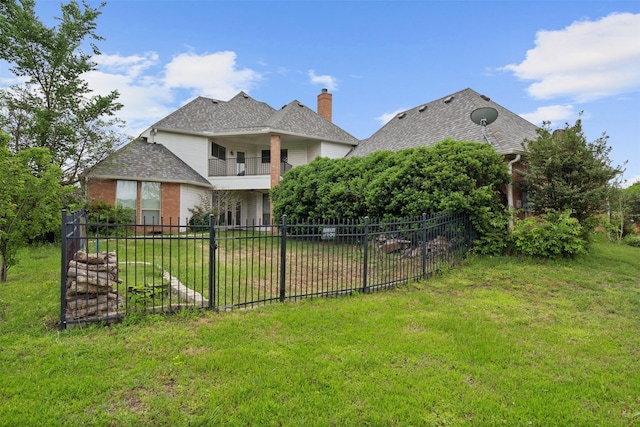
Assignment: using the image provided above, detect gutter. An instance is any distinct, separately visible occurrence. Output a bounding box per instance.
[148,126,358,147]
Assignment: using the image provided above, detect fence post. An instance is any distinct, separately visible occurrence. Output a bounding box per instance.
[208,214,216,309]
[279,215,287,302]
[421,213,427,279]
[60,209,68,330]
[362,216,369,293]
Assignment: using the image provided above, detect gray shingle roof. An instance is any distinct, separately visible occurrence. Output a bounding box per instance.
[266,100,359,144]
[85,139,212,188]
[150,92,358,145]
[349,88,539,157]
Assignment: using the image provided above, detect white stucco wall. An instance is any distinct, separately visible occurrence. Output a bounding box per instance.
[285,146,308,167]
[148,131,210,180]
[180,185,211,220]
[307,142,322,162]
[320,141,353,158]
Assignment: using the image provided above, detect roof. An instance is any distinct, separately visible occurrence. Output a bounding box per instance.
[150,92,358,145]
[266,100,358,144]
[349,88,539,157]
[85,139,212,188]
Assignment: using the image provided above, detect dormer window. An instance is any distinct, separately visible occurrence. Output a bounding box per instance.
[211,142,226,160]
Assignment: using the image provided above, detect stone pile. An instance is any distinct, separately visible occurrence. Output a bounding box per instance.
[426,235,452,256]
[402,235,452,258]
[65,251,123,320]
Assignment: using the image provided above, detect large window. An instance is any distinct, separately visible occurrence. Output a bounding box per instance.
[141,182,161,225]
[116,180,161,224]
[116,180,137,209]
[211,142,226,160]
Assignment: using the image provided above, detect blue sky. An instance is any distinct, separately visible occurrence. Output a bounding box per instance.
[3,0,640,185]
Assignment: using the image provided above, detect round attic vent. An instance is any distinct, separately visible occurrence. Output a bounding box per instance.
[418,105,427,112]
[398,112,406,119]
[444,96,454,103]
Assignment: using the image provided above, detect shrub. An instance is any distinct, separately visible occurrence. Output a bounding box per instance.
[272,140,510,255]
[87,201,134,236]
[187,207,211,231]
[187,195,216,231]
[622,234,640,248]
[510,210,588,258]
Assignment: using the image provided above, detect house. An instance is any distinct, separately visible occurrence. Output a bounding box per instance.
[85,90,358,226]
[83,138,213,226]
[85,87,538,227]
[349,88,539,217]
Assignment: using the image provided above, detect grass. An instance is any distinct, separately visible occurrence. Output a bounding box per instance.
[80,229,459,312]
[0,238,639,425]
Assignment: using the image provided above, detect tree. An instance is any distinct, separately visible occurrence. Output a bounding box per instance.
[271,140,511,254]
[520,118,623,227]
[611,181,640,237]
[0,0,126,186]
[624,182,640,226]
[271,151,395,220]
[0,134,67,281]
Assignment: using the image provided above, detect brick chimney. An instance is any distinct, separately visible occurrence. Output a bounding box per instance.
[317,88,332,122]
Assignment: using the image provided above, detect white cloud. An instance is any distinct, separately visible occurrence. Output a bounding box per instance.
[164,51,262,100]
[0,75,26,86]
[622,175,640,188]
[84,52,173,136]
[79,50,263,136]
[93,52,160,76]
[502,12,640,102]
[308,70,338,91]
[376,108,408,125]
[519,104,575,127]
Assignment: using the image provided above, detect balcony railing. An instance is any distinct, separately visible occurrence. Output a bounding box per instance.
[208,157,293,177]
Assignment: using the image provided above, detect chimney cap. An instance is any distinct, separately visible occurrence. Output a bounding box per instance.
[322,88,328,93]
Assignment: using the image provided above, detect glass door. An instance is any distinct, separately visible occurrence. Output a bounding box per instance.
[236,151,245,175]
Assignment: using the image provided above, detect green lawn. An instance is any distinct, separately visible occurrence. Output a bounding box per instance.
[1,239,639,426]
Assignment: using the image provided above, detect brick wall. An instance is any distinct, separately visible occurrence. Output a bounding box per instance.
[87,178,116,205]
[162,183,181,220]
[87,178,183,231]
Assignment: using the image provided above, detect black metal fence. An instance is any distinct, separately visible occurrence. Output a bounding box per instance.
[60,210,474,329]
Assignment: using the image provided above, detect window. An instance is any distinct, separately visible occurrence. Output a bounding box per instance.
[211,142,226,160]
[261,149,288,163]
[262,193,271,225]
[235,201,242,226]
[116,180,137,209]
[141,181,161,225]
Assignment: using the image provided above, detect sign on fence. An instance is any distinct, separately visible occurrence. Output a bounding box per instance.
[321,227,337,240]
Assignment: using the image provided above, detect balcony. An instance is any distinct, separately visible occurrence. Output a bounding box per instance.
[208,157,292,177]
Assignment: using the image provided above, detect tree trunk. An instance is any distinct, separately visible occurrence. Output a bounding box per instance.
[0,255,7,283]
